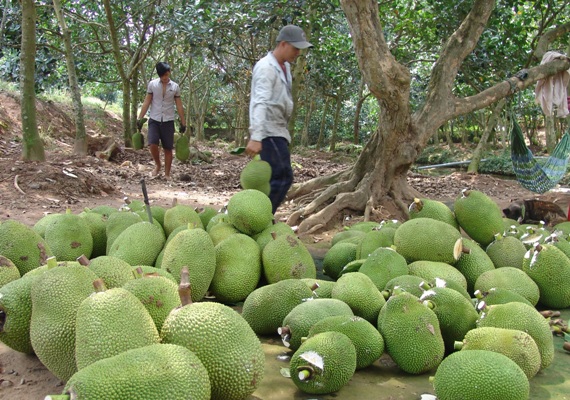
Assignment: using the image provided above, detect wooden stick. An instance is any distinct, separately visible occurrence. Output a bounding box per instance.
[14,175,25,195]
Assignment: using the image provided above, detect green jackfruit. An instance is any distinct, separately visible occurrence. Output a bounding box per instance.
[522,243,570,308]
[32,213,61,239]
[301,278,336,298]
[255,221,295,251]
[108,221,165,266]
[330,272,385,323]
[473,287,533,307]
[241,279,314,335]
[227,189,273,235]
[454,238,495,293]
[57,344,210,400]
[0,273,39,353]
[289,331,357,395]
[161,227,216,300]
[240,158,272,195]
[408,260,468,290]
[75,282,160,370]
[359,247,409,291]
[486,235,527,269]
[408,198,459,230]
[476,302,554,369]
[280,298,354,351]
[474,266,540,306]
[433,350,529,400]
[457,327,541,379]
[262,234,316,283]
[105,211,143,253]
[44,210,93,261]
[394,217,463,264]
[175,135,190,161]
[453,189,505,247]
[30,264,99,381]
[322,242,358,280]
[163,204,203,236]
[208,221,240,246]
[0,219,52,275]
[161,279,264,400]
[377,291,445,374]
[308,315,384,370]
[80,211,108,258]
[383,275,426,298]
[0,256,20,288]
[122,273,181,331]
[86,255,134,289]
[210,233,261,303]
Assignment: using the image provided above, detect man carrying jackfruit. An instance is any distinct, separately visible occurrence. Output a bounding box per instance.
[245,25,313,213]
[137,62,186,180]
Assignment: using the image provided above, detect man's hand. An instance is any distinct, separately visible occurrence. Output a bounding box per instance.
[179,124,186,134]
[136,119,145,131]
[245,140,262,157]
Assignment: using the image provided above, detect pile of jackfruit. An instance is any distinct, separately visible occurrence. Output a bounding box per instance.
[0,187,569,400]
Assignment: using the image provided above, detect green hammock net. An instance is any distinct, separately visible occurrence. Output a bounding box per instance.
[510,118,570,194]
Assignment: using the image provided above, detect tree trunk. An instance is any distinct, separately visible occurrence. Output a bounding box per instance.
[353,80,369,144]
[545,115,556,153]
[53,0,87,156]
[316,97,331,149]
[301,93,315,147]
[0,0,10,49]
[468,99,505,173]
[131,67,140,137]
[287,0,570,234]
[20,0,45,161]
[328,96,342,152]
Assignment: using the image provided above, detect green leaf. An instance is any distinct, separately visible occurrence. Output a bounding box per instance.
[230,147,246,155]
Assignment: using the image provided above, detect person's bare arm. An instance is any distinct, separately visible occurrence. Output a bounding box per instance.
[138,93,153,119]
[175,96,185,124]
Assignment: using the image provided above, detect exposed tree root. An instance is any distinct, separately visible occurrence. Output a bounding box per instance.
[287,168,350,198]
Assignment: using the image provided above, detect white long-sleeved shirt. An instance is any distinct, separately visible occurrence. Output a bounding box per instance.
[146,78,181,122]
[249,52,293,143]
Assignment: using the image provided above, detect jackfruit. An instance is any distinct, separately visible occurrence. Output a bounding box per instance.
[240,157,272,195]
[132,265,176,283]
[122,272,181,331]
[160,227,216,300]
[105,211,143,253]
[87,205,118,217]
[322,242,358,280]
[241,279,314,335]
[163,204,203,236]
[108,221,165,266]
[0,273,38,353]
[377,291,444,374]
[393,217,463,264]
[44,209,93,261]
[355,229,395,258]
[132,131,144,150]
[289,331,357,395]
[75,280,160,370]
[210,233,261,303]
[358,247,409,291]
[301,278,336,298]
[473,287,533,307]
[197,206,219,230]
[408,198,459,230]
[227,189,273,235]
[80,211,108,258]
[57,344,210,400]
[161,273,264,400]
[474,266,540,306]
[32,213,61,238]
[0,256,20,288]
[454,189,505,247]
[432,349,529,400]
[175,135,190,162]
[85,255,134,288]
[522,243,570,308]
[453,238,495,293]
[254,221,295,251]
[408,260,468,290]
[262,233,316,283]
[420,286,478,354]
[308,315,384,369]
[279,298,354,350]
[206,212,231,232]
[208,221,240,246]
[383,274,425,298]
[0,219,52,275]
[476,301,554,369]
[456,327,541,379]
[331,229,365,246]
[486,234,527,269]
[331,272,386,323]
[30,264,99,381]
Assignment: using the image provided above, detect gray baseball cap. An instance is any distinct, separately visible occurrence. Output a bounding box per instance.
[276,25,313,49]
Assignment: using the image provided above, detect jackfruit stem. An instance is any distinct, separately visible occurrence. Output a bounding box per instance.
[563,342,570,352]
[270,232,277,240]
[171,197,178,207]
[178,267,192,306]
[76,254,90,266]
[419,281,431,291]
[44,395,70,400]
[453,341,464,351]
[540,310,561,318]
[297,366,314,381]
[46,256,57,270]
[0,310,6,332]
[133,267,144,279]
[92,279,106,292]
[309,282,319,291]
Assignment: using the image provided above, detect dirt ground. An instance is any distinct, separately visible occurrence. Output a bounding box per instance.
[1,90,570,399]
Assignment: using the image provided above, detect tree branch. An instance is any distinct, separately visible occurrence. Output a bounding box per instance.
[454,57,570,117]
[534,21,570,60]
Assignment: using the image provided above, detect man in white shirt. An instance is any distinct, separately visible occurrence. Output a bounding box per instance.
[245,25,313,214]
[137,62,186,180]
